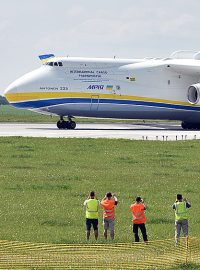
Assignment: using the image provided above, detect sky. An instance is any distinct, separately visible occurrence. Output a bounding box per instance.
[1,0,200,94]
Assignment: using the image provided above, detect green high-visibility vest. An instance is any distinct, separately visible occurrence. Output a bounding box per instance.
[86,199,98,219]
[175,201,188,220]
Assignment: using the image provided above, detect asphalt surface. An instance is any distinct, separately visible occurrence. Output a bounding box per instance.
[0,122,199,141]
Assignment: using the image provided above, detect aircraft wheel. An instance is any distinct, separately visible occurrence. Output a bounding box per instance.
[181,121,189,130]
[181,121,200,130]
[57,120,68,129]
[67,121,76,129]
[194,124,200,130]
[57,120,63,129]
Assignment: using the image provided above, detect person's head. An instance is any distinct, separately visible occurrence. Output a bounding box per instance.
[106,192,112,199]
[90,191,95,198]
[136,196,142,203]
[176,194,183,201]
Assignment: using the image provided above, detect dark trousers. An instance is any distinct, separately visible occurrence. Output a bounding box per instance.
[133,223,148,242]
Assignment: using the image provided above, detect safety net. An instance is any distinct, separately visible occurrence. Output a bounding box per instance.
[0,237,199,269]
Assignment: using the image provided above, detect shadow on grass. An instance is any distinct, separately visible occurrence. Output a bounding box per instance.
[73,192,88,198]
[12,154,32,159]
[6,183,71,191]
[157,154,182,159]
[153,172,172,176]
[11,166,35,169]
[16,145,35,151]
[31,183,71,191]
[41,220,70,227]
[6,184,24,191]
[53,238,79,244]
[148,217,174,224]
[116,156,139,164]
[184,188,198,194]
[169,263,200,270]
[183,167,200,173]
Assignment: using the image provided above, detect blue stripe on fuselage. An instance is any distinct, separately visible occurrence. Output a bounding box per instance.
[10,97,200,112]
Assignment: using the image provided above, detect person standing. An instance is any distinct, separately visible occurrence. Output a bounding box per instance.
[172,194,191,245]
[101,192,118,240]
[130,196,148,242]
[84,191,99,240]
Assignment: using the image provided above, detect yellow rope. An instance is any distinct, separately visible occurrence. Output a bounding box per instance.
[0,237,199,269]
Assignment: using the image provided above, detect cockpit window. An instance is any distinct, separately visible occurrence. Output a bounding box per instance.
[46,61,63,66]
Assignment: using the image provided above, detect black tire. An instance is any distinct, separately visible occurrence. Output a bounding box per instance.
[57,121,63,129]
[62,121,69,129]
[181,121,200,130]
[70,121,76,129]
[181,121,188,130]
[57,120,68,129]
[67,121,76,129]
[194,123,200,130]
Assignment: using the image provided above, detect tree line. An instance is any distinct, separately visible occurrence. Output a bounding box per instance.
[0,95,9,105]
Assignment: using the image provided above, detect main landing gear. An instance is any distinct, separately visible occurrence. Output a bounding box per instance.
[57,116,76,130]
[181,121,200,130]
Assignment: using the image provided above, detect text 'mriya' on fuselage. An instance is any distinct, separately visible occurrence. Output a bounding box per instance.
[4,50,200,130]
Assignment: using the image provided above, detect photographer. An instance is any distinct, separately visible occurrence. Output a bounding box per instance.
[130,196,148,243]
[84,191,99,240]
[172,194,191,245]
[101,192,118,240]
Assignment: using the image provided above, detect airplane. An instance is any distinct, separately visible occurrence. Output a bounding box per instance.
[4,50,200,130]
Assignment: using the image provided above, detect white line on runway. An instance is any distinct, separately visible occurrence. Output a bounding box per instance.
[0,122,199,141]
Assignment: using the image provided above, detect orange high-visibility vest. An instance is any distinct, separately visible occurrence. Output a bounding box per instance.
[130,203,146,224]
[101,199,115,219]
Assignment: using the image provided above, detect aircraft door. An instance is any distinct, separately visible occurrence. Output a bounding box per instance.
[90,95,99,110]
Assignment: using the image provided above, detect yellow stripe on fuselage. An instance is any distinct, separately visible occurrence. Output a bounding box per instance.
[5,91,194,107]
[5,92,94,102]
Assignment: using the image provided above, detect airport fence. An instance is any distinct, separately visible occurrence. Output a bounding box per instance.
[0,237,199,269]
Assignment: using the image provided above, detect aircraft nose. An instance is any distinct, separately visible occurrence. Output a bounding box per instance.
[4,82,18,103]
[3,67,43,104]
[4,67,51,107]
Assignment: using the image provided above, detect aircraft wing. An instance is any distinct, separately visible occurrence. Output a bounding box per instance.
[166,59,200,75]
[119,60,166,71]
[119,59,200,76]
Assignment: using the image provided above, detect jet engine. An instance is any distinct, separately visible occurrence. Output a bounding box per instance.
[187,83,200,104]
[184,84,200,129]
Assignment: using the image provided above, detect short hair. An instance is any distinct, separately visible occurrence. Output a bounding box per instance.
[106,192,112,198]
[90,191,95,197]
[177,194,182,200]
[136,196,142,202]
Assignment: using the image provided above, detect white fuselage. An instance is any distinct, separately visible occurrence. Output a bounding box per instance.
[4,55,200,126]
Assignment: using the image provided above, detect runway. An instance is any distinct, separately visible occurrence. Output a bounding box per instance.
[0,121,199,141]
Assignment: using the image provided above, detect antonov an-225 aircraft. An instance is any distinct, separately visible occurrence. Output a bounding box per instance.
[4,50,200,130]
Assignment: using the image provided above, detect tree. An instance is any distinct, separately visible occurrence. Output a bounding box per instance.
[0,95,9,105]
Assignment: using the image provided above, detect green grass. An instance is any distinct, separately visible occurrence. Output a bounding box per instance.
[0,104,131,122]
[169,263,200,270]
[0,137,199,246]
[0,105,57,122]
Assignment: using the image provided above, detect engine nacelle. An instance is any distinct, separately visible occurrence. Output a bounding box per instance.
[187,83,200,104]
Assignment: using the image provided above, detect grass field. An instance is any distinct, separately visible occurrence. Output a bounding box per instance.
[0,105,58,122]
[0,105,199,269]
[0,105,131,123]
[0,137,199,246]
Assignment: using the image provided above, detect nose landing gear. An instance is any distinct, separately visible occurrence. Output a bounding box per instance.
[57,116,76,130]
